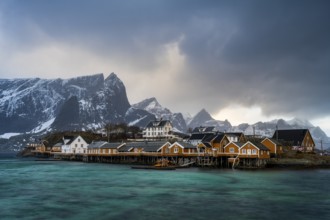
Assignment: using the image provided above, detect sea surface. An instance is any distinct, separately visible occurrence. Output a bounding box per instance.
[1,156,330,220]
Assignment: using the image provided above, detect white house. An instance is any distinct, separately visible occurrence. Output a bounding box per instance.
[61,135,88,154]
[143,119,173,139]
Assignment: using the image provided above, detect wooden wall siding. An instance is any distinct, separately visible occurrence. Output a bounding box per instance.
[302,132,315,151]
[239,143,259,158]
[161,146,170,154]
[261,138,283,155]
[259,150,270,159]
[169,144,183,154]
[223,143,240,155]
[261,139,276,154]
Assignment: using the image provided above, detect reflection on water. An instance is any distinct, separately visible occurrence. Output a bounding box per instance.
[0,159,330,220]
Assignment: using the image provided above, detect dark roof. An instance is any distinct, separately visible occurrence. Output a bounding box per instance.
[213,133,225,142]
[145,120,171,128]
[87,141,107,149]
[63,135,76,144]
[234,142,245,148]
[202,133,217,142]
[189,133,206,140]
[225,132,243,136]
[192,126,216,133]
[249,141,270,151]
[272,129,309,146]
[101,143,124,149]
[118,141,169,152]
[204,126,216,132]
[118,144,134,152]
[175,141,197,149]
[142,141,169,152]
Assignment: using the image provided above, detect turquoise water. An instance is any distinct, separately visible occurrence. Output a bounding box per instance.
[1,159,330,220]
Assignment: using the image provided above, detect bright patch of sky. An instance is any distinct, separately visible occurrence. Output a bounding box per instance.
[311,117,330,137]
[213,105,291,126]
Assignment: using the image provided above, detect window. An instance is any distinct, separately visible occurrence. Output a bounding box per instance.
[174,147,179,153]
[261,151,263,155]
[229,147,234,153]
[252,149,257,155]
[165,148,169,154]
[242,149,246,154]
[78,138,80,142]
[75,144,77,148]
[81,144,83,148]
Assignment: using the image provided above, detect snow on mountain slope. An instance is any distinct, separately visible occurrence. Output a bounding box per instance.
[0,73,132,134]
[188,109,232,132]
[132,98,187,132]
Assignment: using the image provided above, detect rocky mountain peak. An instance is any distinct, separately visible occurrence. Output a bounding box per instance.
[132,97,187,132]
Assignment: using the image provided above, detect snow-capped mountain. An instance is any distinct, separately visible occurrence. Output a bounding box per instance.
[230,118,329,149]
[188,109,232,132]
[1,72,329,152]
[0,73,152,135]
[132,97,187,132]
[186,109,328,149]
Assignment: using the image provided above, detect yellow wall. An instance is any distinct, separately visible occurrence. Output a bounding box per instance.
[223,143,239,155]
[261,139,276,154]
[261,138,283,155]
[302,131,315,152]
[169,144,183,154]
[239,143,258,158]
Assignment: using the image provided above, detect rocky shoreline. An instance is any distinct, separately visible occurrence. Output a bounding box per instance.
[266,157,330,169]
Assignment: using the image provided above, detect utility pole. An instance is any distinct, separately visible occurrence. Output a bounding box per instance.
[321,139,323,154]
[276,124,278,141]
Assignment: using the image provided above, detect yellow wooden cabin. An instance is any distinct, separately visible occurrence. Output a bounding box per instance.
[52,142,62,152]
[100,143,124,155]
[198,133,230,155]
[168,142,198,155]
[239,141,270,159]
[223,142,243,156]
[261,138,283,156]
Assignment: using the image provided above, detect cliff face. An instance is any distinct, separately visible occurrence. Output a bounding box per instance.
[0,73,131,133]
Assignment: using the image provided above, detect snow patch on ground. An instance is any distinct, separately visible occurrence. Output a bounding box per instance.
[30,118,55,133]
[128,115,148,126]
[0,133,21,139]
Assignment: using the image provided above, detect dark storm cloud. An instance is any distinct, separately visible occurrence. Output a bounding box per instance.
[177,0,330,118]
[1,0,330,119]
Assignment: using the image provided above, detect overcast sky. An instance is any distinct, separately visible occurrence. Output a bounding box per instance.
[1,0,330,134]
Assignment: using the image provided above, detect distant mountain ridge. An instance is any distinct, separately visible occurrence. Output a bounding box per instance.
[187,109,329,149]
[132,97,187,132]
[0,73,329,151]
[0,73,152,135]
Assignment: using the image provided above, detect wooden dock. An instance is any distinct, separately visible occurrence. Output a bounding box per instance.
[47,152,269,168]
